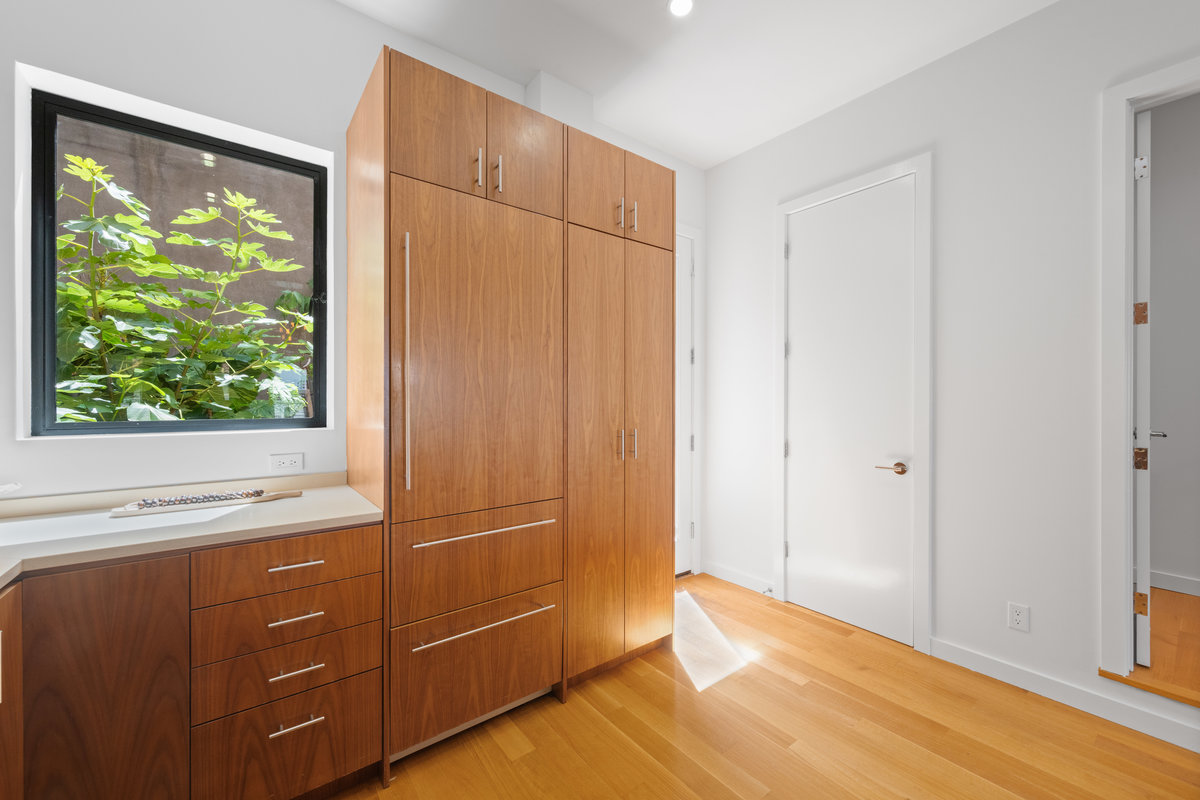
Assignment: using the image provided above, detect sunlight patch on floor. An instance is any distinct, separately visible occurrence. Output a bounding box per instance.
[673,590,747,691]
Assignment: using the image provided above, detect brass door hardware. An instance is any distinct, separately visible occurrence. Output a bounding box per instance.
[874,462,908,476]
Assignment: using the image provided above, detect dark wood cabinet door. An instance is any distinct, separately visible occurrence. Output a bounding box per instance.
[23,556,190,800]
[624,152,675,251]
[487,93,564,218]
[390,175,563,522]
[390,50,487,197]
[566,224,627,677]
[0,583,21,800]
[567,127,626,238]
[390,583,561,755]
[624,241,676,651]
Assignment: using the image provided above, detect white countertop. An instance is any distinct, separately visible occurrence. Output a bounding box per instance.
[0,485,382,590]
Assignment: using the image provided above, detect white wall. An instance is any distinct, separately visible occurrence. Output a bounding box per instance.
[0,0,699,500]
[703,0,1200,746]
[1148,94,1200,596]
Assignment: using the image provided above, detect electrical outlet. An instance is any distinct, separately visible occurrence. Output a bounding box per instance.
[269,452,304,473]
[1007,601,1030,632]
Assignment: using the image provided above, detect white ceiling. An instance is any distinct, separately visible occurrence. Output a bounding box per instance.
[332,0,1059,168]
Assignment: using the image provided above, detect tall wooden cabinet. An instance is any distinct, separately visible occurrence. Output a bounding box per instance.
[349,46,675,758]
[566,226,675,677]
[0,583,21,800]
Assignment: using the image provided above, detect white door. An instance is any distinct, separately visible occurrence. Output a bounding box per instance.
[675,234,695,575]
[1134,109,1152,666]
[784,173,916,646]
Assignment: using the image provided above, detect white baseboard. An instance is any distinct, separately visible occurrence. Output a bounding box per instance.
[700,561,778,598]
[931,638,1200,753]
[1151,570,1200,597]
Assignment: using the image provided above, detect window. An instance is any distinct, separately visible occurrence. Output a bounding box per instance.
[30,90,327,435]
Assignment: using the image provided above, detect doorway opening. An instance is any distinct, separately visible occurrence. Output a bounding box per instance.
[773,155,933,653]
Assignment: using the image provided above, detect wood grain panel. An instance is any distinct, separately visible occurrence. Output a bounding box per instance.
[390,582,562,754]
[346,46,389,510]
[192,574,382,667]
[0,583,21,800]
[488,92,564,218]
[392,500,563,624]
[191,525,382,608]
[389,50,486,196]
[623,241,675,651]
[566,224,627,677]
[391,175,564,521]
[23,557,189,800]
[192,622,382,725]
[566,127,625,237]
[192,670,381,800]
[624,152,675,252]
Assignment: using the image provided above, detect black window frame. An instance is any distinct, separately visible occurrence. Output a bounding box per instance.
[30,90,328,436]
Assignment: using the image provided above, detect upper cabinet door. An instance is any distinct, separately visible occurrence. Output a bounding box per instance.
[390,50,487,197]
[487,93,564,219]
[624,152,675,251]
[391,175,563,522]
[567,127,625,238]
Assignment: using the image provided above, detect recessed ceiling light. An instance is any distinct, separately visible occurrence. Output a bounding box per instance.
[668,0,693,18]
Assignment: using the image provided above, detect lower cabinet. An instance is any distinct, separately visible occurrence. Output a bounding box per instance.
[390,582,562,754]
[23,556,191,800]
[0,583,21,800]
[192,669,381,800]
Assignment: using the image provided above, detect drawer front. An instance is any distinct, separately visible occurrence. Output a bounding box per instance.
[192,525,382,608]
[192,622,382,725]
[392,500,562,624]
[192,670,381,800]
[390,582,562,754]
[192,574,382,667]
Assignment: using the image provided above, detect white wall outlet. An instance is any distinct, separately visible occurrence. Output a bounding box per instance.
[269,452,305,473]
[1007,601,1030,632]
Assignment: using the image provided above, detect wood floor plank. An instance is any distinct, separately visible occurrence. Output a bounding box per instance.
[331,574,1199,800]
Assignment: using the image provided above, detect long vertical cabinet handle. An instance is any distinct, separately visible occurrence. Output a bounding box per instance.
[404,231,412,491]
[620,429,626,461]
[476,147,483,187]
[497,154,504,193]
[619,197,625,229]
[633,428,639,459]
[633,201,639,233]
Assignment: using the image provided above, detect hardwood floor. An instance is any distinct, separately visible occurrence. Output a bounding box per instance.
[1101,587,1200,708]
[333,574,1200,799]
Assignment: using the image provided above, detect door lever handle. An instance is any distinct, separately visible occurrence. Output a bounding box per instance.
[1150,430,1168,438]
[874,462,908,475]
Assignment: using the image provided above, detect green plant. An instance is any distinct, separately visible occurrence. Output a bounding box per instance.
[53,154,313,423]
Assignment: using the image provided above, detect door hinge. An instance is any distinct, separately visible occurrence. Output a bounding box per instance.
[784,340,790,358]
[1134,155,1149,180]
[784,540,789,558]
[784,241,790,260]
[1134,447,1148,470]
[689,434,695,452]
[1134,302,1148,325]
[690,348,695,365]
[690,521,695,540]
[1134,591,1148,616]
[784,440,790,458]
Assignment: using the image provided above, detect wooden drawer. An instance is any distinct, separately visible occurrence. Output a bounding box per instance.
[192,574,381,667]
[192,622,382,725]
[191,525,382,608]
[390,582,562,754]
[392,499,562,624]
[192,670,380,800]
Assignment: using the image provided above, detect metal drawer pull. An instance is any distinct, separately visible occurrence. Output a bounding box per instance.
[498,154,504,193]
[268,662,326,684]
[633,201,638,232]
[267,559,325,574]
[619,196,625,228]
[411,603,556,653]
[633,428,639,459]
[476,147,483,187]
[268,611,325,629]
[412,518,556,549]
[269,714,325,740]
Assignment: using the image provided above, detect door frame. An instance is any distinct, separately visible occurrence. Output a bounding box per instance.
[1099,54,1200,675]
[770,153,933,654]
[676,225,703,576]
